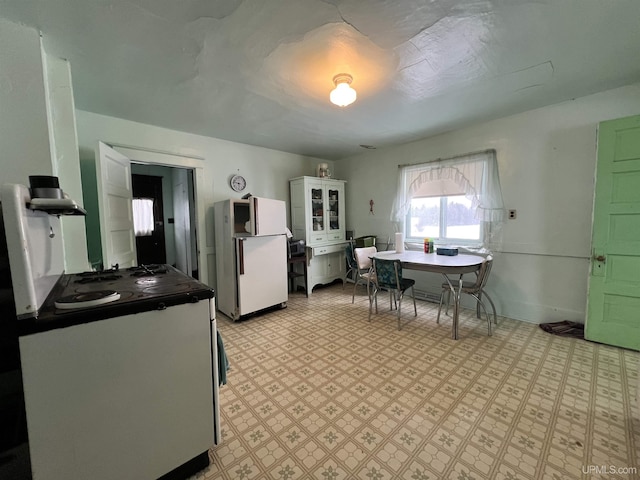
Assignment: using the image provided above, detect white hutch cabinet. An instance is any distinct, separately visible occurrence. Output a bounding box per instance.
[289,176,347,295]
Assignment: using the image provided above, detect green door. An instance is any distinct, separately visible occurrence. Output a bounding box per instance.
[585,114,640,351]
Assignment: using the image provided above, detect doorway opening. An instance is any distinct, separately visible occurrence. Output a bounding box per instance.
[132,174,167,265]
[130,163,198,279]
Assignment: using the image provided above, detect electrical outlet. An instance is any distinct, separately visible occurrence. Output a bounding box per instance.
[508,209,517,219]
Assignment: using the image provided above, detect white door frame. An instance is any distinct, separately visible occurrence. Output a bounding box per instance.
[110,145,206,282]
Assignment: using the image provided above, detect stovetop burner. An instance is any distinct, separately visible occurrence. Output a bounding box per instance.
[77,268,121,276]
[54,290,121,310]
[127,264,168,277]
[69,265,169,284]
[75,274,123,284]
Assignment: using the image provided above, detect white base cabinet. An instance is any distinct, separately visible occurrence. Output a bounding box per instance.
[19,301,218,480]
[290,177,347,294]
[306,244,347,296]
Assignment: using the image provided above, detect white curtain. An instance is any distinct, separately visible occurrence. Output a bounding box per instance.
[391,149,506,248]
[133,198,154,237]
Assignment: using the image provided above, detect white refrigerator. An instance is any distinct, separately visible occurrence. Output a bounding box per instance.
[214,197,289,320]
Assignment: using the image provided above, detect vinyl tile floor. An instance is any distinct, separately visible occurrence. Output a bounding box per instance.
[193,283,640,480]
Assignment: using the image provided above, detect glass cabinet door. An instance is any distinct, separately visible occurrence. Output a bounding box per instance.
[311,187,324,233]
[327,188,340,232]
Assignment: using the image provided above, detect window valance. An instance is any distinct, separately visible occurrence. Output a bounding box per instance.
[391,149,506,248]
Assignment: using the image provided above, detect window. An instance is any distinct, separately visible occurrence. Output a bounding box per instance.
[408,195,481,242]
[132,198,154,236]
[392,150,505,248]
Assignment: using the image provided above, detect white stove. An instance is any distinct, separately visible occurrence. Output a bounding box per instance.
[1,183,221,480]
[28,262,217,332]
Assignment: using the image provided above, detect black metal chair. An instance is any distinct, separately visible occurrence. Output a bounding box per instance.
[343,239,357,287]
[369,257,417,330]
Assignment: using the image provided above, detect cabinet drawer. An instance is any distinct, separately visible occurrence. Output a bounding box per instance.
[313,244,346,256]
[327,232,343,241]
[309,234,327,244]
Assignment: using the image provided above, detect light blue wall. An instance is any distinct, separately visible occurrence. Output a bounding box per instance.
[334,83,640,324]
[76,110,332,288]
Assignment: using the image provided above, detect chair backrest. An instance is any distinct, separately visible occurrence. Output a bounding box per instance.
[345,241,357,269]
[470,255,493,291]
[354,246,377,271]
[372,257,402,289]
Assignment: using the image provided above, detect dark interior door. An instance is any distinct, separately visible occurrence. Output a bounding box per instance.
[132,174,167,265]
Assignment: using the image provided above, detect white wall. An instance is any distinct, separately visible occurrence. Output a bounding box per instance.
[0,18,52,183]
[43,53,89,272]
[335,83,640,324]
[76,111,330,288]
[0,18,88,272]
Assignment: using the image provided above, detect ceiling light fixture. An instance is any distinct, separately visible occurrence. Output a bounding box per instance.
[330,73,357,107]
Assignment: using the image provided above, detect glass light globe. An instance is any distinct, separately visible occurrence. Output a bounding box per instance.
[330,77,357,107]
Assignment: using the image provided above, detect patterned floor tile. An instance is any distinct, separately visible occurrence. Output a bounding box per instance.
[189,283,640,480]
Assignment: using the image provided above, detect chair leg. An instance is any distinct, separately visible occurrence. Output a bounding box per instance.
[396,287,417,331]
[344,265,355,288]
[482,290,498,325]
[411,286,417,317]
[352,276,361,303]
[476,291,482,319]
[368,285,377,321]
[437,290,445,324]
[444,288,453,316]
[438,288,453,323]
[374,286,379,314]
[397,290,402,330]
[303,260,308,298]
[469,293,492,336]
[367,279,376,313]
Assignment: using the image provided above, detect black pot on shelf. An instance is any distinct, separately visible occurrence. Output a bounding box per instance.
[28,175,64,199]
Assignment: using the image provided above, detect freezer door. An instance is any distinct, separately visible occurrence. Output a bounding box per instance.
[236,235,288,315]
[251,197,287,236]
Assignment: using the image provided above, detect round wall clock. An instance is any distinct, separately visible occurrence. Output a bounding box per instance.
[230,174,247,192]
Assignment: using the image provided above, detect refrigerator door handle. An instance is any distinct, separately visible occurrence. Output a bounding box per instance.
[238,238,245,275]
[251,197,258,236]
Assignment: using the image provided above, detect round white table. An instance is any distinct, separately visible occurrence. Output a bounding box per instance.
[372,251,485,339]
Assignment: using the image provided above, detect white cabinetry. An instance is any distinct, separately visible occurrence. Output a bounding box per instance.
[290,177,347,295]
[290,176,345,246]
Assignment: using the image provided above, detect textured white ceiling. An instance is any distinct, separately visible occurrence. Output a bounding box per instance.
[2,0,640,159]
